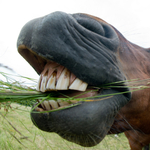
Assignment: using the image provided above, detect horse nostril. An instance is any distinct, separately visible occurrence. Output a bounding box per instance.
[73,14,118,42]
[76,16,105,36]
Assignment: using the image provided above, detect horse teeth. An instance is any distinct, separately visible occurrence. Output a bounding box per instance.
[57,100,70,106]
[40,100,45,109]
[78,81,88,91]
[56,68,70,90]
[46,73,56,90]
[35,107,44,112]
[37,65,88,92]
[36,74,42,91]
[40,76,48,92]
[43,101,51,110]
[39,99,78,111]
[48,100,59,109]
[69,78,88,91]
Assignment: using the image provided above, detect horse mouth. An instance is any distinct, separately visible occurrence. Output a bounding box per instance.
[35,60,101,112]
[17,11,131,147]
[18,41,131,148]
[18,46,129,113]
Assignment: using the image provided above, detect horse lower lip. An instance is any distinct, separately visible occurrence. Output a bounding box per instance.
[31,88,129,147]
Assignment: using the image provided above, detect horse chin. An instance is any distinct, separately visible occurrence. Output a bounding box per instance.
[31,88,131,147]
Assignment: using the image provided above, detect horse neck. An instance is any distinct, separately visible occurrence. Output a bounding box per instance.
[117,35,150,82]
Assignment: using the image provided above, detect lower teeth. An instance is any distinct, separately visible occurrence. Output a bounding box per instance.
[36,99,78,111]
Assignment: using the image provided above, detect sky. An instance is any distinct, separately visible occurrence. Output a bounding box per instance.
[0,0,150,80]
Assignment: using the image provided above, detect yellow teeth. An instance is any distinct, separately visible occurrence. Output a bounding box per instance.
[48,100,59,109]
[37,100,78,111]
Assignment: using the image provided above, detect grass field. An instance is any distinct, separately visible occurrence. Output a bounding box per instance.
[0,103,130,150]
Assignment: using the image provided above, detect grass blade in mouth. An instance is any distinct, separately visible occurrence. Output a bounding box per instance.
[1,71,150,112]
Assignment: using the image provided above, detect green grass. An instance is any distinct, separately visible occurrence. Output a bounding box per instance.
[0,103,130,150]
[1,71,150,114]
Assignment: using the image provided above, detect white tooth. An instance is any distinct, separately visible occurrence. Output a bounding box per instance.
[56,68,70,90]
[40,76,48,92]
[69,78,81,90]
[46,73,56,90]
[36,74,42,91]
[43,101,51,110]
[48,100,59,109]
[69,78,88,91]
[78,81,88,91]
[39,100,45,109]
[57,100,70,106]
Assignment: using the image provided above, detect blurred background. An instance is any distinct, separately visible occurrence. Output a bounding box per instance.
[0,0,150,79]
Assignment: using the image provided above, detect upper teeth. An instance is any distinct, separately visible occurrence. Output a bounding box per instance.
[56,68,70,90]
[36,62,88,92]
